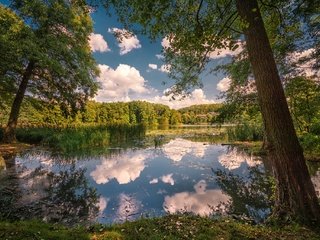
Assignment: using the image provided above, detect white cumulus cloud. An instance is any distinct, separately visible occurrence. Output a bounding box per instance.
[217,77,231,92]
[148,64,158,70]
[156,54,164,59]
[161,36,171,49]
[89,33,110,52]
[108,28,141,55]
[159,64,171,73]
[287,48,320,77]
[152,88,217,109]
[208,41,243,59]
[95,64,149,102]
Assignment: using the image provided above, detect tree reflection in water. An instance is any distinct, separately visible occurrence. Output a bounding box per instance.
[44,164,99,224]
[0,157,99,225]
[214,166,273,223]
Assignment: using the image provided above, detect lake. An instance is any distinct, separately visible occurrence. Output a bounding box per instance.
[0,135,319,226]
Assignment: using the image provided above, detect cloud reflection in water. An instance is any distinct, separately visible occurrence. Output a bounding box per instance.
[163,180,230,216]
[90,151,153,184]
[218,148,260,170]
[162,138,209,162]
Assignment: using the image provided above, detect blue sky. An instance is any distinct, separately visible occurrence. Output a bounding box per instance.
[1,0,236,109]
[89,5,237,109]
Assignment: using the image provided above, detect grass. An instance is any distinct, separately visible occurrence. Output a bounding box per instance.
[0,220,88,240]
[1,215,320,240]
[147,125,226,140]
[0,124,146,155]
[226,123,264,142]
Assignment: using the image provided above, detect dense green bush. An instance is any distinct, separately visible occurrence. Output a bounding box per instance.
[300,133,320,155]
[310,123,320,135]
[227,123,264,142]
[16,127,55,144]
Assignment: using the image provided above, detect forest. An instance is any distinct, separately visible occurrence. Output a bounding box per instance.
[0,98,221,127]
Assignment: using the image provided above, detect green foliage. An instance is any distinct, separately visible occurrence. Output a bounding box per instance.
[1,216,319,240]
[0,221,89,240]
[16,127,55,144]
[300,134,320,157]
[227,123,264,142]
[285,77,320,134]
[0,5,32,108]
[178,104,222,124]
[0,99,184,128]
[9,124,146,153]
[44,126,110,152]
[0,0,99,131]
[103,1,243,96]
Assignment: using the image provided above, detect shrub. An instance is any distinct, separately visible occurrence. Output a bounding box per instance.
[227,123,264,142]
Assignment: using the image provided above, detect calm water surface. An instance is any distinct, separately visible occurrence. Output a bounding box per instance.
[1,137,319,225]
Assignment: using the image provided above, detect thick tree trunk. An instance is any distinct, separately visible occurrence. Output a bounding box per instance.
[2,62,35,143]
[235,0,320,224]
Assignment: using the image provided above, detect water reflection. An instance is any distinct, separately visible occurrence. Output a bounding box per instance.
[163,180,230,216]
[150,174,175,185]
[215,166,273,222]
[162,138,208,162]
[0,138,319,225]
[90,150,153,184]
[0,154,99,225]
[116,194,142,221]
[218,148,259,170]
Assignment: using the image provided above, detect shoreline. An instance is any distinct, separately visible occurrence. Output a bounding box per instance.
[0,142,31,158]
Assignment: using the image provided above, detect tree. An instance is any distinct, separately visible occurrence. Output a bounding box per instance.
[0,5,32,110]
[104,0,320,223]
[1,0,99,143]
[285,77,320,133]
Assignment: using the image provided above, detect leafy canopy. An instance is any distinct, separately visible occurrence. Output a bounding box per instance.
[0,0,99,114]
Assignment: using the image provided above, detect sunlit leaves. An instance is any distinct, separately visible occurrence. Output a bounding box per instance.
[2,0,99,116]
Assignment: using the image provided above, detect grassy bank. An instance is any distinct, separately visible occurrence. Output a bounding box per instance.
[0,124,146,154]
[1,215,319,240]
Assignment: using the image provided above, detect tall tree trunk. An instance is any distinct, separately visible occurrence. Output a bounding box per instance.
[2,61,35,143]
[235,0,320,224]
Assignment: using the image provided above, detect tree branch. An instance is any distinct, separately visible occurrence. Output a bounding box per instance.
[217,10,239,36]
[195,0,204,36]
[259,0,284,28]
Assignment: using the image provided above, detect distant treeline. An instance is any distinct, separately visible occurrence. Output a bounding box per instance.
[0,98,222,127]
[179,104,222,124]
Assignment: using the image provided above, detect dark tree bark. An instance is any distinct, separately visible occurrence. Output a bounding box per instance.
[235,0,320,224]
[2,61,35,143]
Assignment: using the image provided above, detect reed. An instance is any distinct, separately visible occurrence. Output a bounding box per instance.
[0,124,146,153]
[226,123,264,142]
